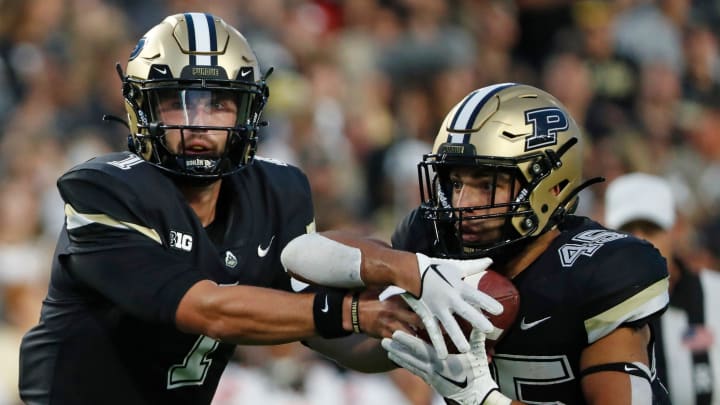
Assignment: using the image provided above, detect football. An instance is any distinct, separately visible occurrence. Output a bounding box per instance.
[417,270,520,353]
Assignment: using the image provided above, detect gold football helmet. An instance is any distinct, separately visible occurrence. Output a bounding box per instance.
[116,13,270,180]
[418,83,601,259]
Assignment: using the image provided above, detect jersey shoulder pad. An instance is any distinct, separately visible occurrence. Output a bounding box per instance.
[250,157,311,199]
[58,152,175,225]
[557,220,669,342]
[240,158,315,238]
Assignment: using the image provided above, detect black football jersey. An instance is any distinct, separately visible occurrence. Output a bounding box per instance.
[392,211,670,404]
[19,152,315,405]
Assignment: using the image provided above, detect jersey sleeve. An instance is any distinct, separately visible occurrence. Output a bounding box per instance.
[580,239,670,344]
[57,167,205,325]
[277,164,315,240]
[255,159,317,292]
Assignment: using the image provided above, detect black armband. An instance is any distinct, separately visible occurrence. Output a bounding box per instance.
[580,362,651,382]
[313,290,352,338]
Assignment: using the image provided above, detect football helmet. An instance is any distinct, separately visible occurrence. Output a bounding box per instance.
[118,12,270,180]
[418,83,601,260]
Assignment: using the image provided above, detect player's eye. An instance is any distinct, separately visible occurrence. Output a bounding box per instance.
[210,96,237,112]
[478,179,494,191]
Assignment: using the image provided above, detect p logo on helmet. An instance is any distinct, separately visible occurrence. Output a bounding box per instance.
[524,107,568,151]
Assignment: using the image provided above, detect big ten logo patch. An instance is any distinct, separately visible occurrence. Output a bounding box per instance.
[169,230,193,252]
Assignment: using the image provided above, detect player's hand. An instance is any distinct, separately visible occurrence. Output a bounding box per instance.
[382,329,511,405]
[356,289,423,339]
[402,253,503,359]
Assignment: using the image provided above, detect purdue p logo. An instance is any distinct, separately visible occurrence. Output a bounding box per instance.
[524,107,568,151]
[169,230,193,252]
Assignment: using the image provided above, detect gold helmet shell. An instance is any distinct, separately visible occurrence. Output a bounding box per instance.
[120,13,270,180]
[419,83,595,259]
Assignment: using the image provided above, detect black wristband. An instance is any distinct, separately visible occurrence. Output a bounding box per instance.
[313,290,352,338]
[350,292,361,333]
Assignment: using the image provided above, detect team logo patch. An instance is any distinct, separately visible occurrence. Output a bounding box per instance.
[524,107,568,151]
[558,230,627,267]
[129,37,146,61]
[169,230,193,252]
[224,250,238,268]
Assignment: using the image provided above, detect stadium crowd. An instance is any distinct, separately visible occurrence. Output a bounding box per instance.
[1,0,720,403]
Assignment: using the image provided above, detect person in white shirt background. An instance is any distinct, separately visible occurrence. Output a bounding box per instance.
[605,172,720,405]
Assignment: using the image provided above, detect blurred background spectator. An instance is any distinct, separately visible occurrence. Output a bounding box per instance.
[3,0,720,404]
[605,173,720,405]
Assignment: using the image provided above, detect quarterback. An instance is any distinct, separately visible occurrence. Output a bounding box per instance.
[283,84,671,404]
[18,13,500,405]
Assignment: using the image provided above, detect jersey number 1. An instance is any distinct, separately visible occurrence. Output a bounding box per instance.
[167,335,220,389]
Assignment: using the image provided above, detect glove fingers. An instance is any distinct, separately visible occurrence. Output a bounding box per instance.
[387,351,428,381]
[423,318,449,360]
[390,330,428,350]
[461,286,504,315]
[401,294,449,359]
[468,329,489,356]
[452,299,495,334]
[383,333,434,376]
[452,257,494,278]
[438,310,471,353]
[429,257,493,278]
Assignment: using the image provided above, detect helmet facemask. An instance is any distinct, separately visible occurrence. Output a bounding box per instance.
[128,79,268,180]
[419,152,539,260]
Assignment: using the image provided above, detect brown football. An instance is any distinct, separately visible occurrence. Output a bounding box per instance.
[417,270,520,353]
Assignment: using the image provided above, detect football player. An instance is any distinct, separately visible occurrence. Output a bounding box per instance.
[17,13,500,405]
[283,84,671,404]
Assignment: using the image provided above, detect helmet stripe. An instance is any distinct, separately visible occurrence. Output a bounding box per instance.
[185,12,216,66]
[206,14,218,66]
[448,82,516,143]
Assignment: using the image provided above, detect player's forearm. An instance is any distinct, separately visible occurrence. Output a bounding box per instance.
[305,334,397,373]
[176,280,318,344]
[281,232,421,295]
[322,231,421,293]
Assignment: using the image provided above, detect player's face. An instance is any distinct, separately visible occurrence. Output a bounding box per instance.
[154,89,239,156]
[449,167,516,244]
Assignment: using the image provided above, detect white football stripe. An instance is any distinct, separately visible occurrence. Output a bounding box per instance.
[452,83,515,130]
[188,12,212,65]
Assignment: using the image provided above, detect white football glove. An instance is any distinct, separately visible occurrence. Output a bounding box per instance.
[382,329,511,405]
[401,253,503,359]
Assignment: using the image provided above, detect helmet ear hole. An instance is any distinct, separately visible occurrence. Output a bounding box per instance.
[553,179,569,196]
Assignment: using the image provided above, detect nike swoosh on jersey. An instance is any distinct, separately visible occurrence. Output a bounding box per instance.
[257,235,275,257]
[519,316,551,330]
[435,372,468,388]
[321,295,329,313]
[153,66,167,74]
